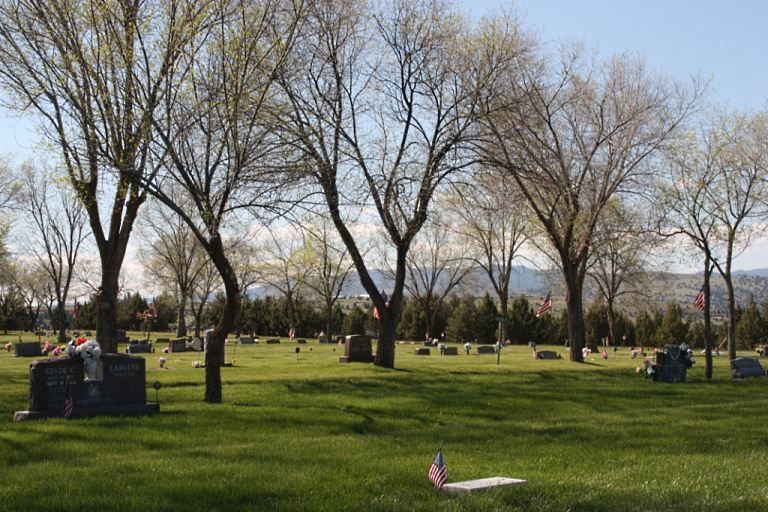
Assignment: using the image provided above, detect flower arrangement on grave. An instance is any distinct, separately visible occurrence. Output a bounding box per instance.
[66,339,102,381]
[42,341,54,354]
[5,342,12,352]
[52,346,62,356]
[159,357,167,368]
[162,346,170,353]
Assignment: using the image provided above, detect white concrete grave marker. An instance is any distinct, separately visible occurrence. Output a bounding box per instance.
[441,477,527,493]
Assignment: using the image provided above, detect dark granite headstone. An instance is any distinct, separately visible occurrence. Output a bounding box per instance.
[116,329,128,344]
[169,338,186,352]
[731,358,766,378]
[239,336,256,344]
[442,346,458,356]
[655,345,689,383]
[477,345,496,355]
[14,342,43,357]
[415,348,430,356]
[14,354,158,421]
[536,350,560,360]
[319,334,329,344]
[296,339,307,344]
[266,338,281,344]
[339,335,375,363]
[126,343,153,354]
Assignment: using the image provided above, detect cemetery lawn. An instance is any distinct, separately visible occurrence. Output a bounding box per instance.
[1,335,767,511]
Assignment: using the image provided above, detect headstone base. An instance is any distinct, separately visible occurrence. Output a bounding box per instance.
[441,477,527,494]
[14,402,159,422]
[339,355,375,363]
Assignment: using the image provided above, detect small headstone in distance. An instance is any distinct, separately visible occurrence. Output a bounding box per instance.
[187,337,203,351]
[14,342,43,357]
[536,350,560,360]
[415,347,430,356]
[731,357,766,379]
[476,345,496,355]
[442,346,458,356]
[126,343,152,354]
[169,339,187,352]
[266,338,281,344]
[239,336,255,344]
[318,334,328,344]
[296,339,307,344]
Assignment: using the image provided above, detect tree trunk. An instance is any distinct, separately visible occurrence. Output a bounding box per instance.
[499,294,509,343]
[606,298,616,349]
[563,263,585,362]
[375,312,397,368]
[724,268,737,360]
[96,263,121,354]
[176,297,187,338]
[702,261,713,380]
[57,299,67,344]
[204,236,241,403]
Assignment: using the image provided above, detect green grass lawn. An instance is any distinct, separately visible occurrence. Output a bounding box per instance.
[1,333,767,511]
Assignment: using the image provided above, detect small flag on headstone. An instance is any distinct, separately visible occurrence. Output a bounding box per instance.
[63,380,74,419]
[693,287,706,310]
[536,292,552,318]
[428,447,447,489]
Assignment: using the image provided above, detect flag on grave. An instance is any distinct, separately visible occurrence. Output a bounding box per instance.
[373,290,389,320]
[63,379,74,419]
[693,287,706,310]
[536,292,552,318]
[428,447,447,489]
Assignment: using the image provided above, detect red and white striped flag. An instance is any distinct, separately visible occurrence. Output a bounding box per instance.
[693,288,706,310]
[63,380,74,419]
[536,292,552,318]
[428,447,447,489]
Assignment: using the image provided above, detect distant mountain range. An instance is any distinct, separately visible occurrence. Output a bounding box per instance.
[248,265,768,313]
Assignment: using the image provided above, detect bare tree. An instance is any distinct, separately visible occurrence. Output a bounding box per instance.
[275,0,514,367]
[588,199,656,348]
[451,170,530,342]
[142,0,305,402]
[383,213,473,340]
[0,0,209,352]
[253,224,310,335]
[300,216,355,340]
[137,199,207,337]
[19,165,88,342]
[14,261,47,331]
[482,45,700,362]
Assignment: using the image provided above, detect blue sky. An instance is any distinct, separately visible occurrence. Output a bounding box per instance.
[465,0,767,112]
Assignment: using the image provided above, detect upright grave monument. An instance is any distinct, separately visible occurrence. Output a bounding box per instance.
[14,354,159,421]
[339,335,375,363]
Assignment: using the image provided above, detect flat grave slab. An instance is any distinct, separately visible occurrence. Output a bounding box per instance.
[126,343,153,354]
[477,345,496,355]
[442,346,458,355]
[442,477,527,494]
[266,338,281,344]
[415,347,430,356]
[296,339,307,344]
[731,357,766,378]
[536,350,560,360]
[239,336,256,344]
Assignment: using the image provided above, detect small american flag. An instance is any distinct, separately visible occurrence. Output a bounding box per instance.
[63,380,74,419]
[428,447,447,489]
[693,288,706,310]
[536,292,552,318]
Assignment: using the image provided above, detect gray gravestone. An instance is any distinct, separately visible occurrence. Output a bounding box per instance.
[731,357,766,378]
[266,338,281,344]
[296,339,307,344]
[477,345,496,355]
[14,354,159,421]
[536,350,560,360]
[655,345,689,383]
[239,336,255,344]
[126,343,153,354]
[169,338,187,352]
[14,342,43,357]
[339,335,375,363]
[415,347,430,356]
[442,346,458,356]
[187,337,203,351]
[318,334,329,344]
[116,329,128,344]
